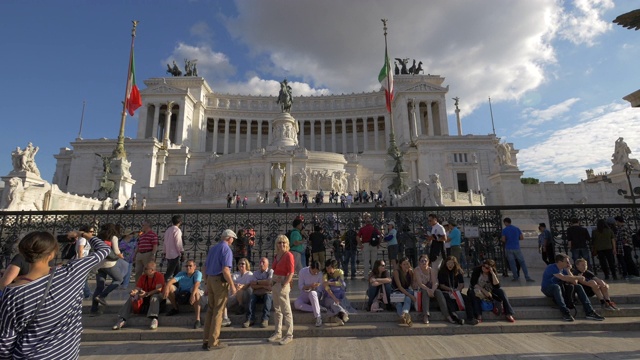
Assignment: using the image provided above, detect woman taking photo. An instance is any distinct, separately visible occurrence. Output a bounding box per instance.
[268,234,295,346]
[366,259,392,312]
[413,254,439,324]
[436,256,477,325]
[0,231,109,359]
[393,257,415,326]
[91,223,124,314]
[468,259,516,323]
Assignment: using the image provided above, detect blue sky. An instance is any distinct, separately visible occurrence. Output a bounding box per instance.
[1,0,640,184]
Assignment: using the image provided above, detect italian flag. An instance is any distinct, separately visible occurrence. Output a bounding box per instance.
[378,46,394,113]
[125,50,142,116]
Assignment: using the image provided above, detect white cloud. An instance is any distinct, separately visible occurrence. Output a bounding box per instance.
[557,0,614,46]
[214,76,330,96]
[518,102,640,182]
[162,43,235,80]
[525,98,581,125]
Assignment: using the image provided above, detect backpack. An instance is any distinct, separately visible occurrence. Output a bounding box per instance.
[102,239,121,261]
[344,229,358,250]
[370,228,382,247]
[61,242,76,260]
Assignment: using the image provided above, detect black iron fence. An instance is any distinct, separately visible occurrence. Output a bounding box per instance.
[0,204,638,277]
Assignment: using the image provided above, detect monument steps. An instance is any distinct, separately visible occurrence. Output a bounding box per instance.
[81,316,640,342]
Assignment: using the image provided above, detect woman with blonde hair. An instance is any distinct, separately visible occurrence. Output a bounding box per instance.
[267,234,295,346]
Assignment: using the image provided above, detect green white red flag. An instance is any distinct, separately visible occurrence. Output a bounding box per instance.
[125,51,142,116]
[378,46,394,113]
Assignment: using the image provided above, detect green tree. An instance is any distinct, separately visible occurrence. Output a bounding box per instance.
[520,177,540,184]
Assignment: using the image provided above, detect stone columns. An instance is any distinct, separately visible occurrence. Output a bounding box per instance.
[163,101,174,148]
[352,119,358,153]
[268,120,272,144]
[257,120,263,149]
[245,120,252,152]
[363,118,369,151]
[427,102,434,136]
[223,119,230,155]
[384,114,390,149]
[331,119,336,153]
[321,120,326,152]
[212,118,219,153]
[300,120,305,148]
[342,119,347,154]
[235,120,241,153]
[410,100,419,140]
[310,120,316,151]
[152,104,160,140]
[374,117,379,151]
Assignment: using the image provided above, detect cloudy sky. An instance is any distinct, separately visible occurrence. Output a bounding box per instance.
[1,0,640,183]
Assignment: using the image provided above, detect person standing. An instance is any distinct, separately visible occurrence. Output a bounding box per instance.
[309,226,327,270]
[164,215,184,281]
[501,218,534,282]
[202,229,237,351]
[446,221,463,266]
[566,218,590,264]
[289,219,306,273]
[134,221,158,282]
[0,231,109,359]
[614,216,639,279]
[357,213,378,280]
[592,219,617,280]
[427,214,447,269]
[118,229,138,290]
[268,234,295,346]
[141,197,147,210]
[342,226,358,280]
[384,221,399,270]
[538,223,555,265]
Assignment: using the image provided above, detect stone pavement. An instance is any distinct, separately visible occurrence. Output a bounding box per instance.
[80,331,640,359]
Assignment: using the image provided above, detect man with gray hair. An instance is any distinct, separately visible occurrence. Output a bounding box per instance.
[202,229,237,350]
[244,257,274,328]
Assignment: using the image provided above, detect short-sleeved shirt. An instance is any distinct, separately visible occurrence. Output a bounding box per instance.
[173,270,202,292]
[541,264,568,290]
[309,231,326,252]
[136,271,165,293]
[137,230,158,253]
[205,241,233,276]
[289,228,305,253]
[502,225,522,250]
[232,271,254,285]
[538,229,552,248]
[431,223,446,242]
[118,238,137,263]
[9,254,29,276]
[273,251,295,276]
[385,228,398,246]
[571,268,595,281]
[357,224,375,243]
[448,227,461,246]
[298,267,323,291]
[567,226,590,249]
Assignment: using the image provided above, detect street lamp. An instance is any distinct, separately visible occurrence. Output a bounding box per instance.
[617,162,640,205]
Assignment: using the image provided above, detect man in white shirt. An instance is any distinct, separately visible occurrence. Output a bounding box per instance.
[163,215,184,280]
[294,261,324,327]
[427,214,447,269]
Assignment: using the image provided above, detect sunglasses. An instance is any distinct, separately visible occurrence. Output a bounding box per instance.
[420,259,428,263]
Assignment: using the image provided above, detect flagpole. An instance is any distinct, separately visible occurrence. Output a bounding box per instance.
[113,20,139,160]
[381,19,394,137]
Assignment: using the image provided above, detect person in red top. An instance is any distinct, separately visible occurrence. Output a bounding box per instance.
[357,213,378,280]
[112,261,165,330]
[268,234,295,346]
[134,221,158,282]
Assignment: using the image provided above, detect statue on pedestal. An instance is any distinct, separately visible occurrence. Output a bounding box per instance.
[495,141,513,167]
[11,142,41,177]
[276,79,293,113]
[271,163,285,190]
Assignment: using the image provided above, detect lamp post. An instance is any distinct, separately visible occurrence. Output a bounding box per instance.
[617,162,640,205]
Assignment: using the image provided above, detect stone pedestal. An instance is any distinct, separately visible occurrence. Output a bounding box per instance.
[108,158,136,206]
[1,171,49,210]
[380,171,409,203]
[267,112,298,150]
[488,168,524,205]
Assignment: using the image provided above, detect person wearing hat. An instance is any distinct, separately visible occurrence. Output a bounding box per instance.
[118,228,139,289]
[614,216,639,279]
[202,229,237,350]
[384,221,399,270]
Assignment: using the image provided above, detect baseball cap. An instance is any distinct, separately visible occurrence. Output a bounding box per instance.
[441,221,449,226]
[221,229,238,239]
[387,221,395,227]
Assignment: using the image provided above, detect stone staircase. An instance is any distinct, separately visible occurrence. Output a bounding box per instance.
[80,278,640,341]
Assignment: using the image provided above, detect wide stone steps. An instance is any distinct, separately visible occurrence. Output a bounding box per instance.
[81,317,640,342]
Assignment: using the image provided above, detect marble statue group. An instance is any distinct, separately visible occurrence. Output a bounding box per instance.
[11,142,41,177]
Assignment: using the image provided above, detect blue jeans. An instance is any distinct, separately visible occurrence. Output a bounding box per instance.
[571,248,590,264]
[367,283,392,311]
[91,266,124,312]
[83,278,91,298]
[542,283,594,315]
[395,288,414,316]
[121,261,133,288]
[343,249,357,278]
[505,249,531,280]
[247,293,273,322]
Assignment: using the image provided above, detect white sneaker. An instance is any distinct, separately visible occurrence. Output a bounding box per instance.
[267,333,282,343]
[315,316,322,327]
[221,318,232,327]
[149,318,158,330]
[279,335,293,345]
[342,312,349,323]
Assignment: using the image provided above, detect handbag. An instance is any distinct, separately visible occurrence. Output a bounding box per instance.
[481,299,494,311]
[449,290,466,311]
[390,291,405,303]
[416,291,423,312]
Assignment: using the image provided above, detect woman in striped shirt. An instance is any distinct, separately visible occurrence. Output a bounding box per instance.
[0,231,109,359]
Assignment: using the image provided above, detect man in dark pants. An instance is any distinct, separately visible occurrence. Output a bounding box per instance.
[566,218,590,264]
[163,215,184,281]
[538,223,555,265]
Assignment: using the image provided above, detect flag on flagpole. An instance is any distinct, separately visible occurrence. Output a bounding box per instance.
[125,51,142,116]
[378,46,394,113]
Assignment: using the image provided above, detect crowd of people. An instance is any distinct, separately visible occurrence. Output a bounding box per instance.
[0,212,631,356]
